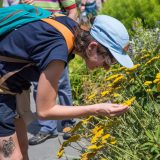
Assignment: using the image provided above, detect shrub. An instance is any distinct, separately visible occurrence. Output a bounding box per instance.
[69,56,88,105]
[59,22,160,159]
[100,0,160,30]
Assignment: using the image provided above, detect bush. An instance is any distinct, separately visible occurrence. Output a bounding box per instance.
[100,0,160,30]
[69,55,88,105]
[0,1,2,8]
[59,22,160,159]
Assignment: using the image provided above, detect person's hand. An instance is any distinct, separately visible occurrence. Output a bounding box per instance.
[95,103,129,117]
[20,0,34,4]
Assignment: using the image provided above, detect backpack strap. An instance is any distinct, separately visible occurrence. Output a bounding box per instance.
[0,13,74,93]
[41,15,74,53]
[0,63,34,86]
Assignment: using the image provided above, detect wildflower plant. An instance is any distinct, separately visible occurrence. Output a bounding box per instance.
[58,19,160,159]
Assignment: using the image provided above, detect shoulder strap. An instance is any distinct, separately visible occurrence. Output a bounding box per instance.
[0,14,74,88]
[41,15,74,53]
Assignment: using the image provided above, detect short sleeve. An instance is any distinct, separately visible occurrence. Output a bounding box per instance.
[31,37,69,71]
[59,0,77,10]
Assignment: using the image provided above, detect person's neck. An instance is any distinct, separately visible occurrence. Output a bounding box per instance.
[75,51,85,59]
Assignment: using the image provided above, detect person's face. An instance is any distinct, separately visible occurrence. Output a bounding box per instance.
[84,41,117,70]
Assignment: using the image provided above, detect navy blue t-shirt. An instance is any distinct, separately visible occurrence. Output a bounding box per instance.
[0,16,77,93]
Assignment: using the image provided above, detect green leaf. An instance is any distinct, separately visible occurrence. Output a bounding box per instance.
[145,131,154,140]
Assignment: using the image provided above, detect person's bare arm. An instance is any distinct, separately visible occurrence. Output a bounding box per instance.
[36,60,129,120]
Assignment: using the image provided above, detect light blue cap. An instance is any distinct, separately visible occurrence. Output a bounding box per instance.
[90,15,134,68]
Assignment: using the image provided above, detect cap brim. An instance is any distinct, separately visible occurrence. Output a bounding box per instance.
[110,49,134,68]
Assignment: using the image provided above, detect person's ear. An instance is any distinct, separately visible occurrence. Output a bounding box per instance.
[87,41,98,57]
[88,41,98,50]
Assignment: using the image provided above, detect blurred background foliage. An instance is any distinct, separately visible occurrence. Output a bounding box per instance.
[100,0,160,34]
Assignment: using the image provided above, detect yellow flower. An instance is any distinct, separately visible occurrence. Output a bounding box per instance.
[87,93,96,100]
[156,73,160,79]
[113,93,120,97]
[126,72,130,75]
[110,137,117,145]
[101,90,110,97]
[145,56,160,66]
[153,73,160,84]
[146,89,152,92]
[106,74,122,81]
[125,64,140,72]
[82,116,93,124]
[88,144,102,151]
[123,97,136,106]
[91,129,104,144]
[110,140,117,145]
[102,133,110,144]
[102,133,110,141]
[144,81,152,86]
[109,67,125,72]
[92,126,103,134]
[57,146,64,158]
[107,84,112,87]
[153,79,160,83]
[112,75,125,85]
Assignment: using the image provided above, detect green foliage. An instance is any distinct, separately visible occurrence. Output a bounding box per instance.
[100,0,160,30]
[64,22,160,159]
[69,56,107,104]
[0,1,2,8]
[69,56,88,104]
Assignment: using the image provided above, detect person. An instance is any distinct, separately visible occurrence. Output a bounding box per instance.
[0,4,133,159]
[21,0,78,20]
[2,0,20,7]
[80,0,98,26]
[21,0,78,145]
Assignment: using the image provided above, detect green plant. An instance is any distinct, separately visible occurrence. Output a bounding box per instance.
[140,125,160,159]
[59,22,160,159]
[69,55,88,104]
[100,0,160,31]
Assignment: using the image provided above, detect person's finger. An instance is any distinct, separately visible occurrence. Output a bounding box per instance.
[109,108,129,117]
[110,105,129,112]
[111,104,129,108]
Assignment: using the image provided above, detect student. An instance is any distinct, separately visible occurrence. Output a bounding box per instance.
[0,6,133,159]
[2,0,20,7]
[21,0,78,144]
[80,0,98,25]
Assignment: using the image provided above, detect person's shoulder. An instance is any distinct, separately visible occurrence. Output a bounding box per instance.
[55,16,78,31]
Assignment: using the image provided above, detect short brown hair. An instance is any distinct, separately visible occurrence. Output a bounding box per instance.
[73,26,113,59]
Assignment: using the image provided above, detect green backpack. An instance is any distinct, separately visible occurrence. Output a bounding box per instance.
[0,4,51,36]
[0,4,74,94]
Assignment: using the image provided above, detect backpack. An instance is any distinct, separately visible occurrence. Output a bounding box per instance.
[0,4,74,51]
[0,4,74,94]
[0,4,51,35]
